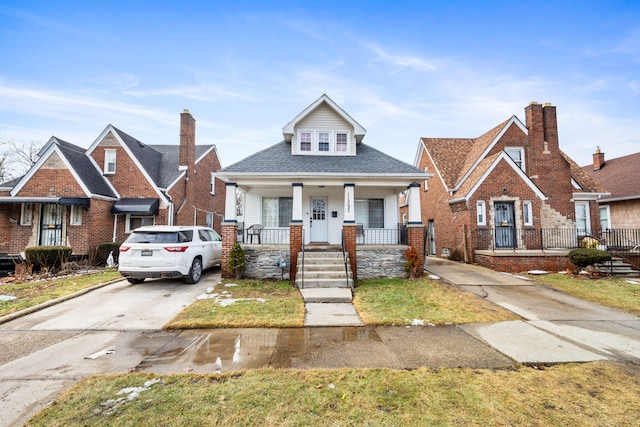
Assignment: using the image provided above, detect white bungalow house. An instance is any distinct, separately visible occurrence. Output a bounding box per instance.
[217,94,430,281]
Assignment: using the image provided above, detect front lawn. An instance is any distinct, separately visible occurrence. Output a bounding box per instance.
[534,274,640,316]
[26,362,640,426]
[0,270,122,317]
[353,277,520,325]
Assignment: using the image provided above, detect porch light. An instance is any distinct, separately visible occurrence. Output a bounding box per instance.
[502,187,508,195]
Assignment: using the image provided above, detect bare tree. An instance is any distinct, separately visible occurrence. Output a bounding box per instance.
[0,139,42,182]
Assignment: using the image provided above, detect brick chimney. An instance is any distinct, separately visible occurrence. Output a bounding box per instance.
[593,146,605,171]
[179,109,196,169]
[542,103,558,152]
[525,101,544,149]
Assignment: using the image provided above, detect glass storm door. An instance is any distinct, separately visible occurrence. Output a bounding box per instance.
[494,201,516,248]
[40,204,64,246]
[310,197,328,242]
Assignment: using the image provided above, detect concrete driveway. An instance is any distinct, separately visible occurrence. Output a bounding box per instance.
[425,257,640,364]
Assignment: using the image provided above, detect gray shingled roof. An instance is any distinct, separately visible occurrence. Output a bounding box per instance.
[220,141,424,175]
[112,127,163,184]
[54,138,117,198]
[148,144,213,188]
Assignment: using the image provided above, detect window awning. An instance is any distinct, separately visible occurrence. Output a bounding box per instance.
[0,196,90,206]
[111,198,159,215]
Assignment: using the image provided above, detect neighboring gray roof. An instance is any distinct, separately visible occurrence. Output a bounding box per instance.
[148,144,214,188]
[112,127,163,184]
[220,141,424,175]
[55,138,117,198]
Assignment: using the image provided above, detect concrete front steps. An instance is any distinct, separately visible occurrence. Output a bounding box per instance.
[592,257,640,278]
[295,250,353,289]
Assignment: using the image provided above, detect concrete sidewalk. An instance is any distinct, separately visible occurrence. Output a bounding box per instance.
[425,257,640,364]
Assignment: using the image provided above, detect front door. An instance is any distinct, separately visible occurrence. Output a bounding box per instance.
[310,197,328,242]
[494,201,516,248]
[40,204,64,246]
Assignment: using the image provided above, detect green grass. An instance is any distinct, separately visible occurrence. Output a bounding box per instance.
[165,280,305,329]
[353,277,520,325]
[534,274,640,316]
[0,270,122,317]
[26,362,640,426]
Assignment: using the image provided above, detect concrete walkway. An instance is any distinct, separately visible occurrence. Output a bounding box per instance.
[425,257,640,364]
[299,288,364,327]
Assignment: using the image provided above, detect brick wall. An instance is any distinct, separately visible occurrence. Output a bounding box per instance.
[343,223,357,279]
[221,222,238,278]
[475,253,572,273]
[289,223,302,281]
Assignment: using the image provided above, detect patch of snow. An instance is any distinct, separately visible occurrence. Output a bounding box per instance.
[579,270,589,275]
[197,293,219,300]
[85,349,115,359]
[625,280,640,285]
[411,319,424,326]
[0,295,17,301]
[225,283,238,287]
[527,270,549,275]
[206,286,215,293]
[428,274,440,280]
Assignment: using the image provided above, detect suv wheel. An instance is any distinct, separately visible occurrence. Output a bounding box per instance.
[184,257,203,284]
[127,278,145,284]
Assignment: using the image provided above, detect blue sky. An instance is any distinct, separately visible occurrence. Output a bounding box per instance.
[1,1,639,176]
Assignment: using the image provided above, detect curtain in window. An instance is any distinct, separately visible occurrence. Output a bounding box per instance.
[355,199,384,228]
[278,198,293,227]
[262,197,279,227]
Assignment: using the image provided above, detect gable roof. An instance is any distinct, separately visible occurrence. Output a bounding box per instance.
[581,151,640,201]
[218,140,426,178]
[560,151,607,195]
[149,144,215,188]
[282,94,367,143]
[10,137,117,199]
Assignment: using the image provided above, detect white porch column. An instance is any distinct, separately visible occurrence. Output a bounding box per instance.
[292,183,303,222]
[224,182,237,222]
[408,183,422,224]
[344,183,355,223]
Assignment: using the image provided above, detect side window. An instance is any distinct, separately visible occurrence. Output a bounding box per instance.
[70,205,83,225]
[209,229,222,241]
[179,230,193,243]
[523,201,533,226]
[104,149,116,174]
[476,200,486,226]
[126,215,154,233]
[299,132,311,151]
[336,132,348,152]
[20,203,34,226]
[198,229,212,241]
[318,132,330,152]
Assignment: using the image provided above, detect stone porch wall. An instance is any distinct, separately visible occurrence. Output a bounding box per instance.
[356,246,407,279]
[243,246,291,280]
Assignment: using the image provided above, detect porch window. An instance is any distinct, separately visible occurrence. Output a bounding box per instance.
[299,132,311,152]
[355,199,384,228]
[575,201,591,235]
[104,149,116,174]
[336,132,347,152]
[599,205,610,230]
[70,205,83,225]
[20,203,34,226]
[262,197,292,228]
[318,132,330,152]
[523,201,533,226]
[505,147,525,171]
[476,200,486,226]
[126,215,155,233]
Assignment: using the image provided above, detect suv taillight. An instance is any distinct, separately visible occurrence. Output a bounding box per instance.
[119,246,131,252]
[164,246,189,253]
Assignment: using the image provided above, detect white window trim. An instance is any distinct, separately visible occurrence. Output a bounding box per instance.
[505,147,525,172]
[575,201,591,233]
[424,167,429,190]
[298,131,312,152]
[296,130,351,155]
[335,132,348,152]
[104,149,116,174]
[20,203,33,226]
[599,205,611,230]
[70,205,83,226]
[210,173,216,196]
[523,201,533,226]
[476,200,486,226]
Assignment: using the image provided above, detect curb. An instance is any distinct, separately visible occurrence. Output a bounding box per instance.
[0,277,125,325]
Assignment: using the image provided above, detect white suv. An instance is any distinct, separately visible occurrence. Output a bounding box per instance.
[118,225,222,284]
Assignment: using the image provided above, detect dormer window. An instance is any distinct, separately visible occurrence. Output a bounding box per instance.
[300,132,312,151]
[336,133,347,152]
[318,132,330,152]
[104,149,116,174]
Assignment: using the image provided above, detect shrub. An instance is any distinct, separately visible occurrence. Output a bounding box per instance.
[404,246,422,278]
[24,246,72,273]
[94,242,121,266]
[568,248,611,274]
[228,242,246,277]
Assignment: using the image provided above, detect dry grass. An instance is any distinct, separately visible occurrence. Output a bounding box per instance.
[27,362,640,426]
[0,270,122,317]
[534,274,640,316]
[164,280,305,329]
[353,277,521,325]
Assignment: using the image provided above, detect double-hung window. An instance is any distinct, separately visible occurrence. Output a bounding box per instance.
[355,199,384,228]
[262,197,293,228]
[336,132,347,152]
[104,149,116,174]
[505,147,525,171]
[126,215,154,233]
[476,200,486,226]
[20,203,34,226]
[70,205,83,225]
[318,132,330,152]
[523,201,533,226]
[299,132,312,152]
[599,206,610,230]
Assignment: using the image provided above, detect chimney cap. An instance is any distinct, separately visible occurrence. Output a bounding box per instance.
[183,109,190,114]
[529,101,540,105]
[542,102,553,107]
[595,146,601,153]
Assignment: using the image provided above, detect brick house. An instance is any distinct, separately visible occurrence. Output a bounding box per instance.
[216,94,430,280]
[582,149,640,229]
[0,110,225,263]
[414,102,608,272]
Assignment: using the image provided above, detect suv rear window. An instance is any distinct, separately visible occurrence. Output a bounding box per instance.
[127,230,193,244]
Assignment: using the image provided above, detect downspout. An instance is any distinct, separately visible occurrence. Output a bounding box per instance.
[112,214,118,243]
